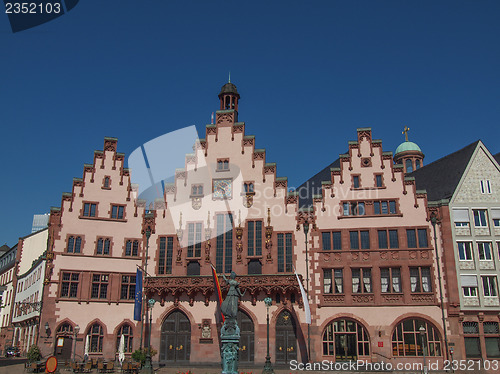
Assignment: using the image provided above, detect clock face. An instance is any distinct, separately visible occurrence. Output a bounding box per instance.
[213,179,232,199]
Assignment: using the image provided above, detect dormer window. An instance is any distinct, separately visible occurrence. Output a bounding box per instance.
[217,159,229,171]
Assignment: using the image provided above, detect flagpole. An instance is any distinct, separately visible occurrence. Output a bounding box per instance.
[141,226,152,351]
[303,221,311,362]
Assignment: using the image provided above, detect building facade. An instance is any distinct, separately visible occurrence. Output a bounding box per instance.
[34,82,457,368]
[413,141,500,361]
[0,244,17,353]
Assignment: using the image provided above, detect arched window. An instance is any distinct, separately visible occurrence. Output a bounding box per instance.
[405,159,413,173]
[88,323,104,353]
[57,323,73,335]
[322,319,370,359]
[116,324,133,353]
[392,318,441,357]
[415,159,421,170]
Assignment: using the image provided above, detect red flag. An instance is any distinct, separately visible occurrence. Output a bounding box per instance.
[211,264,225,322]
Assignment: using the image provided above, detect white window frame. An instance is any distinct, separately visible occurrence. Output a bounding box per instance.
[482,275,498,297]
[457,241,474,261]
[473,209,488,227]
[463,286,478,297]
[478,241,493,261]
[480,180,492,194]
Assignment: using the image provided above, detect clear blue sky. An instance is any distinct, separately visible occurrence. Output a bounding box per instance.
[1,1,499,246]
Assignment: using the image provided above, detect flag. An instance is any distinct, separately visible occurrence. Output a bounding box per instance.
[295,270,311,324]
[134,269,143,321]
[211,264,225,323]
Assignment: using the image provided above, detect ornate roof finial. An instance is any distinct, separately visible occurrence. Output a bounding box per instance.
[267,208,271,226]
[402,126,410,142]
[228,71,231,83]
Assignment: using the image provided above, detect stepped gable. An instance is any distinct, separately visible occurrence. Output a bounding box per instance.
[410,141,480,201]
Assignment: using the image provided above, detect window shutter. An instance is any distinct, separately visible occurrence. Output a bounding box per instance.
[453,209,470,222]
[461,275,478,287]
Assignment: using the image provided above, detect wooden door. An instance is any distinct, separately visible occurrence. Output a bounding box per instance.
[160,311,191,363]
[238,310,254,363]
[275,310,297,363]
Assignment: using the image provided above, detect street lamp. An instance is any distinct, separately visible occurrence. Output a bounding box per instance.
[73,325,80,363]
[419,325,427,374]
[141,298,156,374]
[140,226,152,351]
[44,322,50,337]
[303,221,311,362]
[262,297,274,374]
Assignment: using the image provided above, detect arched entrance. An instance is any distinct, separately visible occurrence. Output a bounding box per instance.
[322,318,370,361]
[238,310,254,363]
[275,310,297,364]
[53,323,74,361]
[160,311,191,363]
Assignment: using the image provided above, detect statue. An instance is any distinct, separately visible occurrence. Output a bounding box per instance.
[220,271,245,374]
[221,272,245,319]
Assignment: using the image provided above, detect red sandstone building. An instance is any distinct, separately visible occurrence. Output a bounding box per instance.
[37,82,456,367]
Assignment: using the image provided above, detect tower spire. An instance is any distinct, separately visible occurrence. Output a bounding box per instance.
[228,72,231,83]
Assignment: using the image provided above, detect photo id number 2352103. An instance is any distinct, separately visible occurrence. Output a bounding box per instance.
[444,360,499,371]
[5,2,62,14]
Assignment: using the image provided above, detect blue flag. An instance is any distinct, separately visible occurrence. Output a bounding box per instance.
[134,269,143,321]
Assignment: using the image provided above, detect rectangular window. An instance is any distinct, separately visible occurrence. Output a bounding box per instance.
[406,229,417,248]
[417,229,428,248]
[480,180,492,194]
[120,275,136,300]
[374,200,397,215]
[389,230,399,249]
[378,230,388,249]
[191,184,203,196]
[91,274,109,299]
[67,236,82,254]
[322,269,343,294]
[83,203,96,217]
[322,232,331,251]
[125,240,139,257]
[350,231,359,250]
[247,221,262,256]
[353,176,360,188]
[217,159,229,171]
[375,175,383,187]
[482,276,498,297]
[158,237,174,275]
[277,233,293,273]
[410,267,432,292]
[352,268,371,293]
[478,242,493,261]
[458,242,474,261]
[473,209,488,227]
[187,223,202,258]
[323,269,332,293]
[332,232,341,250]
[343,202,365,216]
[462,287,478,297]
[360,231,370,249]
[216,214,233,273]
[111,205,124,219]
[96,238,111,255]
[381,268,401,293]
[60,272,79,298]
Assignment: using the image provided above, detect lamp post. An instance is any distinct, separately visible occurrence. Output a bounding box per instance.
[262,297,274,374]
[140,226,152,350]
[430,214,450,360]
[141,298,155,374]
[72,325,80,363]
[303,221,311,362]
[419,325,427,374]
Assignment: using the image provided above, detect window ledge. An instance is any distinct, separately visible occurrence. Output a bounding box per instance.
[79,216,127,223]
[339,214,403,219]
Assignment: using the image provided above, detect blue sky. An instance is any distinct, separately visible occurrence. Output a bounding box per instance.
[1,0,499,246]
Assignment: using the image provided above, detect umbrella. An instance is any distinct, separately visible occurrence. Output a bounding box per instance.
[84,335,89,361]
[118,334,125,365]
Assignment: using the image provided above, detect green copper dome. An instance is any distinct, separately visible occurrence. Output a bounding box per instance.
[395,141,422,155]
